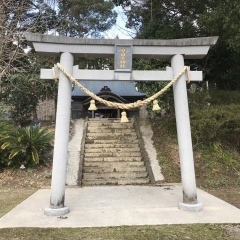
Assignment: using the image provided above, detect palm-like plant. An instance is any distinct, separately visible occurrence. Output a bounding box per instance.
[0,120,13,135]
[1,125,54,166]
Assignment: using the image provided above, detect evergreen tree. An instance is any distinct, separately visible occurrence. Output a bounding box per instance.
[0,0,118,121]
[113,0,240,90]
[57,0,117,38]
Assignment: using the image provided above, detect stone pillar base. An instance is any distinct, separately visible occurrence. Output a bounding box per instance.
[179,202,203,212]
[44,206,69,216]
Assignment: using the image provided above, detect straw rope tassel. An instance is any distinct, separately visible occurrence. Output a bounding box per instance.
[52,67,58,82]
[120,111,129,123]
[186,66,190,84]
[152,100,161,111]
[88,100,97,110]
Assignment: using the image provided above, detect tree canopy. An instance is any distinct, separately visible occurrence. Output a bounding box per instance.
[0,0,118,121]
[57,0,117,38]
[113,0,240,90]
[0,0,117,80]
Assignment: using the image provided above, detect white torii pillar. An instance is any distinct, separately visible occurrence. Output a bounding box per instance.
[44,52,73,216]
[172,54,203,211]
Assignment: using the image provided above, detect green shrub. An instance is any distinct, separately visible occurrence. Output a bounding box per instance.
[0,120,15,168]
[237,177,240,185]
[0,120,14,136]
[190,104,240,148]
[188,90,240,106]
[0,125,54,167]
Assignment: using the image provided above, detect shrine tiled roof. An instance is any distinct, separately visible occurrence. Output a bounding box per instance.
[72,80,145,97]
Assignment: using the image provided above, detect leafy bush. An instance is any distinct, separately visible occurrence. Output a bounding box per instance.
[188,91,240,150]
[156,90,240,153]
[188,90,240,106]
[190,104,240,151]
[0,74,58,125]
[0,125,54,167]
[0,120,15,168]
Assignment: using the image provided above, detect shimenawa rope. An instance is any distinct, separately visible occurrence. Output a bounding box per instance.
[54,63,190,110]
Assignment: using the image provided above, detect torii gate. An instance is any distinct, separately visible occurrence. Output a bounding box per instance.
[24,32,218,216]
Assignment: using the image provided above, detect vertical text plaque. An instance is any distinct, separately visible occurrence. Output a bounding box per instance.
[114,45,132,72]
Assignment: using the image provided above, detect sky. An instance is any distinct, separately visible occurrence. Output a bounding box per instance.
[104,6,136,39]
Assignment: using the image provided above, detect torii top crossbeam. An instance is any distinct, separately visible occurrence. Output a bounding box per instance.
[24,32,218,82]
[24,32,218,59]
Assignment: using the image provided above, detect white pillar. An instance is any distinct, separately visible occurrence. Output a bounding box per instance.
[171,54,203,212]
[44,52,73,216]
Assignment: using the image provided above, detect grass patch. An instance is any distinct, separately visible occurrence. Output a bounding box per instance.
[157,152,166,165]
[0,224,232,240]
[237,177,240,185]
[0,188,35,218]
[194,143,240,188]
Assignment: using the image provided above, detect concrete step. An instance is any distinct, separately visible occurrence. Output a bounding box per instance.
[86,135,137,143]
[87,119,133,125]
[88,118,121,122]
[87,128,134,133]
[85,139,139,144]
[83,171,148,179]
[85,143,139,149]
[82,178,150,185]
[84,152,141,157]
[86,136,138,141]
[84,156,142,162]
[84,161,145,168]
[87,123,134,128]
[84,147,140,153]
[83,166,147,173]
[86,132,137,137]
[88,125,134,129]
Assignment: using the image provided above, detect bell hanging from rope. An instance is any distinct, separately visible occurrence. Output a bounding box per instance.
[152,100,161,111]
[120,111,129,123]
[88,100,97,110]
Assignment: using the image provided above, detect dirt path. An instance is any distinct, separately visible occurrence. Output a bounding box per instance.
[206,187,240,209]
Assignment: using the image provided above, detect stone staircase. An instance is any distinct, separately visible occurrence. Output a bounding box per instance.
[81,118,151,186]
